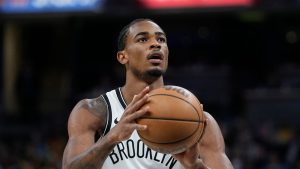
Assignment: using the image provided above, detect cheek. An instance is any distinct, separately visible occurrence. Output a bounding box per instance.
[164,47,169,64]
[128,46,146,62]
[127,50,144,66]
[164,56,169,68]
[127,44,145,56]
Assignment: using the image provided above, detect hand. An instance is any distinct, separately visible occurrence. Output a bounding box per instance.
[108,86,150,143]
[173,143,209,169]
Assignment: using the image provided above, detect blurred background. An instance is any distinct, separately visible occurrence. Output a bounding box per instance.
[0,0,300,168]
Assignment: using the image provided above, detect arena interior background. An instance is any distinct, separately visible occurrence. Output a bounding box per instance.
[0,0,299,168]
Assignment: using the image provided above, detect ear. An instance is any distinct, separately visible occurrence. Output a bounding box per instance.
[117,51,128,65]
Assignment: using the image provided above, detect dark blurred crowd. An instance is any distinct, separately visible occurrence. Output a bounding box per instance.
[0,129,65,169]
[224,118,299,169]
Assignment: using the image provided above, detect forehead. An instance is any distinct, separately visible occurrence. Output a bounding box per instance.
[127,21,165,37]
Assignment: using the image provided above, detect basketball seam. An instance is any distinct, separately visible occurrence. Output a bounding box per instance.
[139,117,206,123]
[139,133,194,145]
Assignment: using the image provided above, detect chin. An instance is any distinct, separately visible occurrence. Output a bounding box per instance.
[147,68,165,77]
[133,67,166,83]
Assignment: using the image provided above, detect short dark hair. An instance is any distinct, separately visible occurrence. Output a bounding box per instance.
[117,18,154,51]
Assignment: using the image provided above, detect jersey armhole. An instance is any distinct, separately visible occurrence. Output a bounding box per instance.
[101,94,112,137]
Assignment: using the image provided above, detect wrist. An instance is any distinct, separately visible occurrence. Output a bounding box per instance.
[105,132,120,145]
[184,159,210,169]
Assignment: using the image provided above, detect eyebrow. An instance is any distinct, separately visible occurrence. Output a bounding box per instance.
[134,31,166,38]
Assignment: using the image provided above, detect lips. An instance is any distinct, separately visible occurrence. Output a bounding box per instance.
[147,52,163,64]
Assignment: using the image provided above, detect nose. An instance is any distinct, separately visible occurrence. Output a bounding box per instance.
[150,40,161,50]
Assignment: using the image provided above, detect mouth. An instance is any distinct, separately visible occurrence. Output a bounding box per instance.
[147,52,163,64]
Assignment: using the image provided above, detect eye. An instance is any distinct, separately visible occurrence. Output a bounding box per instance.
[138,37,148,43]
[157,37,166,43]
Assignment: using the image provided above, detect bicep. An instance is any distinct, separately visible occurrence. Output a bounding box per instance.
[63,100,105,166]
[199,112,233,169]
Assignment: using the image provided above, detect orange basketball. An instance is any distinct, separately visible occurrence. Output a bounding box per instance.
[136,85,206,154]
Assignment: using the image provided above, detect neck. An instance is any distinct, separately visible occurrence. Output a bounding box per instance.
[121,75,164,105]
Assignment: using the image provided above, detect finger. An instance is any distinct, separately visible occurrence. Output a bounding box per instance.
[134,123,147,131]
[127,106,149,122]
[125,93,149,115]
[173,151,185,157]
[130,86,150,105]
[189,143,200,153]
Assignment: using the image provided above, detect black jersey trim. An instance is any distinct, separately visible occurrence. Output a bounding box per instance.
[116,87,127,109]
[101,94,112,136]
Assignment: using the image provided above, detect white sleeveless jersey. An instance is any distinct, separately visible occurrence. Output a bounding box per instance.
[101,88,184,169]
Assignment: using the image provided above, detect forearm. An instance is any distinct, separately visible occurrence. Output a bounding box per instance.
[178,152,232,169]
[201,152,233,169]
[65,135,117,169]
[182,159,210,169]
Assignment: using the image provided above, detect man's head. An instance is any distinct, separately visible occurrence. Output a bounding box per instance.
[117,18,169,84]
[117,18,153,51]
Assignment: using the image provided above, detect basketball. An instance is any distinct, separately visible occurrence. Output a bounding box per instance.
[136,85,206,154]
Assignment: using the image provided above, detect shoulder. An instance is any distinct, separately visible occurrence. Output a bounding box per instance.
[203,111,222,133]
[203,111,220,127]
[72,96,107,117]
[68,95,109,134]
[200,111,225,151]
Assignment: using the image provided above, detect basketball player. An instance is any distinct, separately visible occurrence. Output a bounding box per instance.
[62,18,233,169]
